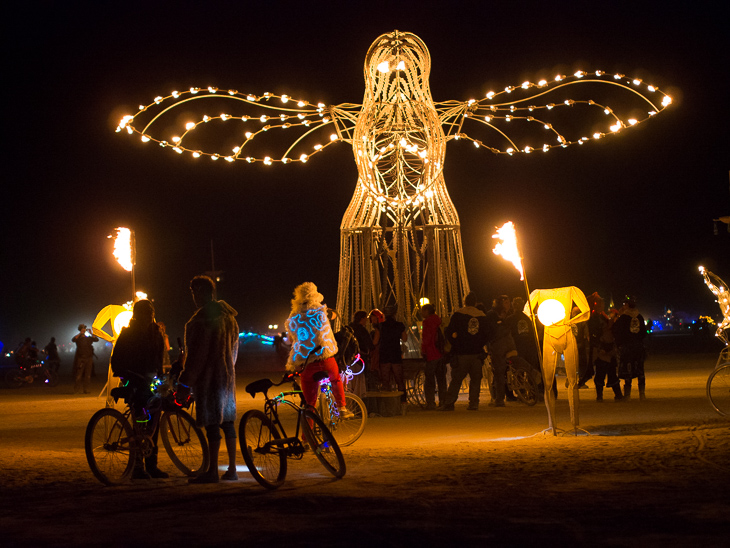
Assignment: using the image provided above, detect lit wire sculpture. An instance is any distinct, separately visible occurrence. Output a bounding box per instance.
[117,30,672,327]
[699,266,730,346]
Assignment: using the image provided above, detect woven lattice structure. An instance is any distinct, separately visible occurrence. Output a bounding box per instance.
[339,32,467,327]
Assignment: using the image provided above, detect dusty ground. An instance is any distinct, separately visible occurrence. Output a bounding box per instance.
[1,351,728,547]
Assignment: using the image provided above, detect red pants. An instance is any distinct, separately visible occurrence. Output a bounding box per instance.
[300,357,346,408]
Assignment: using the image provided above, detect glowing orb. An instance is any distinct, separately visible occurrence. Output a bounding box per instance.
[113,310,133,335]
[537,299,566,326]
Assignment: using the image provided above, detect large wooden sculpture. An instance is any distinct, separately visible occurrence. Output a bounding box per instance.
[117,30,671,329]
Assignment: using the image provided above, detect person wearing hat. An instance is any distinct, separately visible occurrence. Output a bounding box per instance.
[612,295,648,400]
[72,323,98,394]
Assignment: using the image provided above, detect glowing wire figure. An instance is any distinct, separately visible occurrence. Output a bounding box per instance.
[117,31,671,326]
[699,266,730,345]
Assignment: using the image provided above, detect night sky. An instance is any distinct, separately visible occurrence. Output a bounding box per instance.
[3,0,728,351]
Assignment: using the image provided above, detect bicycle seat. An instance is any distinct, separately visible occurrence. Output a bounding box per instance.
[312,371,329,383]
[110,385,134,403]
[246,378,274,398]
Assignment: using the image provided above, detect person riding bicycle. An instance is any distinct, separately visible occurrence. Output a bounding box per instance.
[285,282,353,419]
[110,299,168,479]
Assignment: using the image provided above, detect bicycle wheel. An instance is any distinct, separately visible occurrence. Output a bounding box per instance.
[302,409,346,478]
[239,410,286,489]
[5,368,24,388]
[511,368,538,406]
[160,409,209,476]
[329,392,367,447]
[85,408,134,485]
[406,369,426,406]
[707,363,730,416]
[43,368,60,387]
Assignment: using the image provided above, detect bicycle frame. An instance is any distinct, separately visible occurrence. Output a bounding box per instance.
[257,385,312,459]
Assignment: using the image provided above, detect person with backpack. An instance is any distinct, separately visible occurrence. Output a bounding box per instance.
[110,299,168,479]
[420,303,447,410]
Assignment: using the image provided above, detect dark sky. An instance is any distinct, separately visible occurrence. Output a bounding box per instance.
[3,0,728,350]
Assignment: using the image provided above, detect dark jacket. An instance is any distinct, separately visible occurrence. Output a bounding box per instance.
[446,305,489,355]
[111,320,164,379]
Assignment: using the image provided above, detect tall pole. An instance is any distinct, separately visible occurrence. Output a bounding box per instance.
[131,229,137,302]
[521,266,555,435]
[492,220,555,435]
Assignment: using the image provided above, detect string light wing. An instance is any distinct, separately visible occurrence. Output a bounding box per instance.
[699,266,730,345]
[436,71,671,155]
[116,30,671,327]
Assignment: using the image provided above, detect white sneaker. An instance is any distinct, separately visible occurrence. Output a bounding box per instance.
[339,407,355,419]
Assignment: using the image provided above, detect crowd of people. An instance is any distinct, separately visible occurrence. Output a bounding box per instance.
[12,276,648,482]
[312,289,649,413]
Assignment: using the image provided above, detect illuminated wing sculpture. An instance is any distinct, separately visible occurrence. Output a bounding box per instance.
[699,267,730,346]
[118,30,671,329]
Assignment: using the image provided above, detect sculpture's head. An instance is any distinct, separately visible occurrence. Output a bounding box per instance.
[364,31,431,101]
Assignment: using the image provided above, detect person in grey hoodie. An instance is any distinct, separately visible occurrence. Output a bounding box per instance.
[439,292,491,411]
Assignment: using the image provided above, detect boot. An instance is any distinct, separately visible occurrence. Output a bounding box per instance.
[639,387,646,401]
[132,453,151,480]
[623,383,632,401]
[596,386,604,403]
[189,435,220,484]
[145,447,169,479]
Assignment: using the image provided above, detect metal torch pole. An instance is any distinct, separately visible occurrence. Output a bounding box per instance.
[520,260,556,435]
[131,229,137,302]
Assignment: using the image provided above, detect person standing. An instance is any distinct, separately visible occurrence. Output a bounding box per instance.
[44,337,61,373]
[484,295,513,408]
[111,299,168,479]
[348,311,374,396]
[587,293,623,402]
[378,306,408,411]
[178,276,240,483]
[612,296,648,400]
[420,303,447,410]
[441,292,490,411]
[72,324,99,394]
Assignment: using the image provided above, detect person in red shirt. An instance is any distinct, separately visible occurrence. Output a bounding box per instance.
[420,303,447,410]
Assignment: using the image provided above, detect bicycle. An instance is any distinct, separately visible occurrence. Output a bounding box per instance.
[85,374,209,485]
[315,354,367,446]
[463,354,540,406]
[5,358,59,388]
[699,266,730,416]
[506,355,540,406]
[707,346,730,416]
[239,349,346,490]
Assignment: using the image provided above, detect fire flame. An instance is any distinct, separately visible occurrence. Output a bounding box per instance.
[111,227,133,272]
[492,221,524,280]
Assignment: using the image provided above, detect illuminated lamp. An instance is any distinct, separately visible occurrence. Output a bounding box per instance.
[537,299,566,326]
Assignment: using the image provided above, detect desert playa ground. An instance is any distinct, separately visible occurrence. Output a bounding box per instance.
[1,341,728,547]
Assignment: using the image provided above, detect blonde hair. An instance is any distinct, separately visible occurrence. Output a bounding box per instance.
[290,282,325,313]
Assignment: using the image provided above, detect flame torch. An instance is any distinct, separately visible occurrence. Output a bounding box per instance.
[109,227,136,302]
[492,221,554,430]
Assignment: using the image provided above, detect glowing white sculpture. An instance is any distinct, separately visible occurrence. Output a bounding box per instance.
[117,31,671,327]
[528,287,590,432]
[699,266,730,345]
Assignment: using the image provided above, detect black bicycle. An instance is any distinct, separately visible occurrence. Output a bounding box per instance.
[85,374,208,485]
[239,349,346,489]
